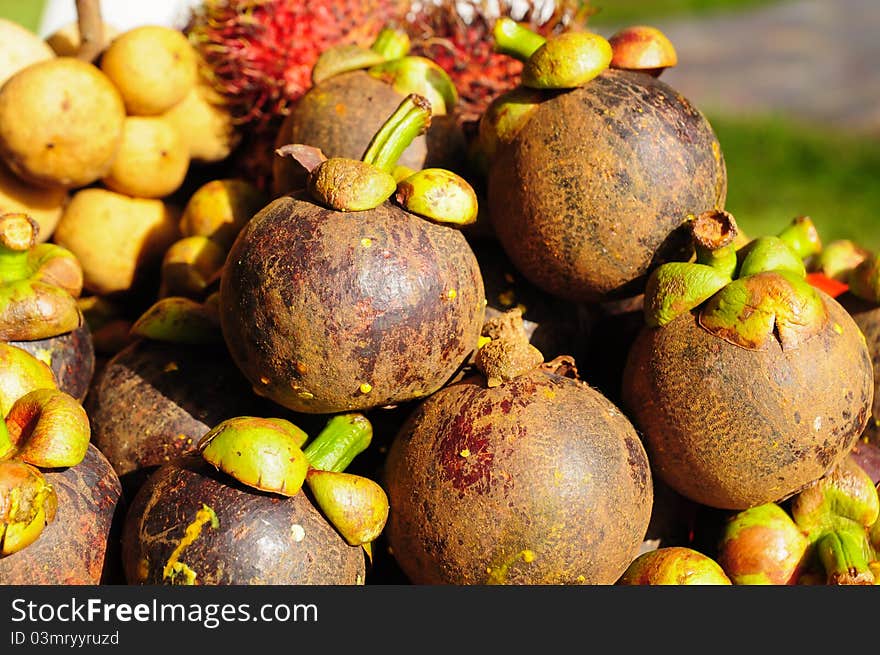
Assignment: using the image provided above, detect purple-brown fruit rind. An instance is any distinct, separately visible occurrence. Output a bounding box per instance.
[0,444,122,583]
[219,191,485,414]
[487,69,727,303]
[384,366,653,584]
[622,290,873,510]
[121,454,365,585]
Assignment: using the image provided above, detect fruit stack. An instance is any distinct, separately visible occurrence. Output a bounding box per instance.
[0,0,877,586]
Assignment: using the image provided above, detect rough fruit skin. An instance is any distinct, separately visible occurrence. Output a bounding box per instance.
[121,454,365,585]
[487,68,727,303]
[86,339,273,500]
[839,294,880,447]
[384,367,653,584]
[272,70,428,197]
[9,321,95,403]
[220,191,485,414]
[0,444,123,584]
[621,292,873,510]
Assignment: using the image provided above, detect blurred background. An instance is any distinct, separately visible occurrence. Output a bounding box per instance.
[2,0,877,250]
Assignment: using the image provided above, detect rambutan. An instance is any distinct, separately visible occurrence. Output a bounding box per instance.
[404,1,593,123]
[184,0,592,188]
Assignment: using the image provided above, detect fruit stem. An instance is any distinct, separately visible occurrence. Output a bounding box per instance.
[371,27,410,60]
[75,0,104,63]
[815,528,876,585]
[361,94,432,174]
[492,17,547,62]
[302,413,373,473]
[691,209,738,278]
[0,214,37,284]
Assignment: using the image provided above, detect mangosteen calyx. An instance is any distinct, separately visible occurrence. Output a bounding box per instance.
[474,308,544,387]
[789,456,879,585]
[492,17,611,90]
[276,93,480,225]
[0,213,84,341]
[129,294,223,345]
[645,210,830,351]
[311,26,457,116]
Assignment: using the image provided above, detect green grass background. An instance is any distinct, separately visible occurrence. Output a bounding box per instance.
[1,0,878,252]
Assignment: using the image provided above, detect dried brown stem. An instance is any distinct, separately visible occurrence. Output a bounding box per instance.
[76,0,105,63]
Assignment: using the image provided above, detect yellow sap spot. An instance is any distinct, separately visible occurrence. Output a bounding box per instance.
[477,335,492,349]
[291,524,305,542]
[295,361,308,375]
[541,387,556,400]
[445,288,457,301]
[576,575,586,584]
[259,376,270,385]
[164,562,197,585]
[521,550,536,563]
[459,448,471,458]
[162,504,218,584]
[359,382,372,394]
[298,391,314,399]
[163,362,179,373]
[360,238,372,248]
[712,140,721,162]
[32,348,52,366]
[832,322,844,335]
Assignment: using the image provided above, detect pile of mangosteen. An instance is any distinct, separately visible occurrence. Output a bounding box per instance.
[3,12,878,588]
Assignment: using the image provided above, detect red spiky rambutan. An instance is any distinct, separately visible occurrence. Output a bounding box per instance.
[184,0,593,189]
[404,0,594,123]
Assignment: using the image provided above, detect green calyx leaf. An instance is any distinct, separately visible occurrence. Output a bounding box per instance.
[698,269,828,351]
[521,32,612,90]
[198,417,311,496]
[305,469,389,546]
[395,168,479,226]
[0,459,57,556]
[308,158,397,212]
[311,44,388,86]
[478,86,544,161]
[737,236,807,279]
[5,388,90,468]
[130,296,222,344]
[644,262,731,327]
[368,56,458,116]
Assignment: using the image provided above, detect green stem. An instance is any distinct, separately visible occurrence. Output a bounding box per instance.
[371,27,410,60]
[492,17,547,62]
[816,529,875,585]
[0,213,37,284]
[0,250,32,284]
[691,209,738,278]
[303,413,373,473]
[361,94,432,174]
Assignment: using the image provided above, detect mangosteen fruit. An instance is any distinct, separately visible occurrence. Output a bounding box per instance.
[384,310,653,584]
[86,294,288,501]
[0,361,120,584]
[481,20,726,303]
[273,27,465,197]
[122,413,386,584]
[0,212,94,400]
[621,211,873,510]
[828,250,880,448]
[0,444,122,584]
[221,94,485,414]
